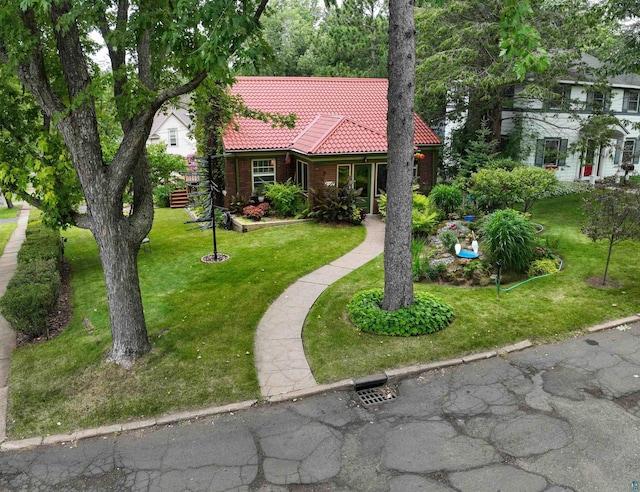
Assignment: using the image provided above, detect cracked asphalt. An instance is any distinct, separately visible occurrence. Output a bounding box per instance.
[2,323,640,491]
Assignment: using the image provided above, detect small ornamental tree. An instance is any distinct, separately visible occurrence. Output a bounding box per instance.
[582,179,640,285]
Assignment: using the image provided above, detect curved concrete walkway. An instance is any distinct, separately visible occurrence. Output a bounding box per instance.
[255,215,385,397]
[0,204,30,443]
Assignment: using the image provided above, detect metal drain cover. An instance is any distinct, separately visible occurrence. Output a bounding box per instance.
[356,386,397,407]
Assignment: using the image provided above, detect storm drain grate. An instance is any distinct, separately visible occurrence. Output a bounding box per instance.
[356,386,397,407]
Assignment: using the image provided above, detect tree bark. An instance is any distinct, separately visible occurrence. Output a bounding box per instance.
[96,221,151,367]
[382,0,415,311]
[603,233,615,285]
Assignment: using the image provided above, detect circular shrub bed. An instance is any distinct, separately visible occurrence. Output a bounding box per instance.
[348,288,454,336]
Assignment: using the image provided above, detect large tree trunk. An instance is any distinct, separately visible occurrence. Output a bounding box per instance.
[85,149,155,368]
[96,224,151,368]
[382,0,415,311]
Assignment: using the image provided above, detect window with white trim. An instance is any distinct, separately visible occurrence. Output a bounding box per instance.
[252,158,276,193]
[296,160,308,192]
[622,139,636,165]
[547,85,571,109]
[168,128,178,146]
[535,137,568,167]
[624,90,640,113]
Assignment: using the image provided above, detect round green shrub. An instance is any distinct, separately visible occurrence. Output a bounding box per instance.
[429,184,463,214]
[527,258,560,278]
[482,208,536,272]
[348,288,454,336]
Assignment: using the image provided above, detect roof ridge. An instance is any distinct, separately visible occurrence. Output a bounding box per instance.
[309,117,386,154]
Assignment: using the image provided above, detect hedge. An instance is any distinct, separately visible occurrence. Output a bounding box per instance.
[0,220,62,339]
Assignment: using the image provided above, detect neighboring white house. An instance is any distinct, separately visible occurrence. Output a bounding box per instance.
[147,102,196,157]
[441,54,640,182]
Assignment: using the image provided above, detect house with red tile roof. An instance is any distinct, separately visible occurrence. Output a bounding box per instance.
[222,77,441,213]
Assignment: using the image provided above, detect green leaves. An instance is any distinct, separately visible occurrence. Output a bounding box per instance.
[348,288,454,336]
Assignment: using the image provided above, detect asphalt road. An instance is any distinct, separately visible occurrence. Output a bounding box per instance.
[2,324,640,491]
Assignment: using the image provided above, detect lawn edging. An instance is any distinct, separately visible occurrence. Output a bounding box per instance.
[0,399,258,451]
[3,314,640,452]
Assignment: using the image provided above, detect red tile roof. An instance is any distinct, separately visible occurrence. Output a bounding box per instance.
[222,77,440,155]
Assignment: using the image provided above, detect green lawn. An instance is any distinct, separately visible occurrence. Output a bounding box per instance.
[0,206,19,255]
[0,223,17,256]
[304,194,640,383]
[7,209,365,438]
[0,206,19,220]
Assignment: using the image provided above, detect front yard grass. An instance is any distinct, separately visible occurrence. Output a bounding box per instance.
[0,206,19,220]
[0,222,17,256]
[7,209,365,438]
[0,205,20,255]
[304,194,640,383]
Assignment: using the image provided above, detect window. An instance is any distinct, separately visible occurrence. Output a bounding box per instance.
[535,138,568,167]
[547,85,571,110]
[296,160,308,192]
[337,165,351,187]
[543,139,561,165]
[622,139,636,165]
[168,128,178,146]
[623,90,640,113]
[587,91,610,111]
[252,158,276,193]
[376,164,387,195]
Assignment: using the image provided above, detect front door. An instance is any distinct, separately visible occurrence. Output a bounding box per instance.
[353,164,372,213]
[337,164,373,213]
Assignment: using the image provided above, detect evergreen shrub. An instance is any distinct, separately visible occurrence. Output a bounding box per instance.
[348,288,454,336]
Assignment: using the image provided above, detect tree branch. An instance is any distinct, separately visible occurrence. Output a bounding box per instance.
[49,1,92,101]
[5,8,66,121]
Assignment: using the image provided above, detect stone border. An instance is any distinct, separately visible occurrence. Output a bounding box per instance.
[587,313,640,333]
[231,216,313,233]
[0,400,257,452]
[3,316,639,452]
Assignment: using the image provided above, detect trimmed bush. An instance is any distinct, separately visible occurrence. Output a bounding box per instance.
[0,221,62,339]
[429,184,463,215]
[348,288,454,336]
[482,208,536,272]
[17,227,62,265]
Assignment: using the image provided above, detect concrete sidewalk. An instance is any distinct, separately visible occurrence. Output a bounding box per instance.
[0,204,30,443]
[255,215,385,397]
